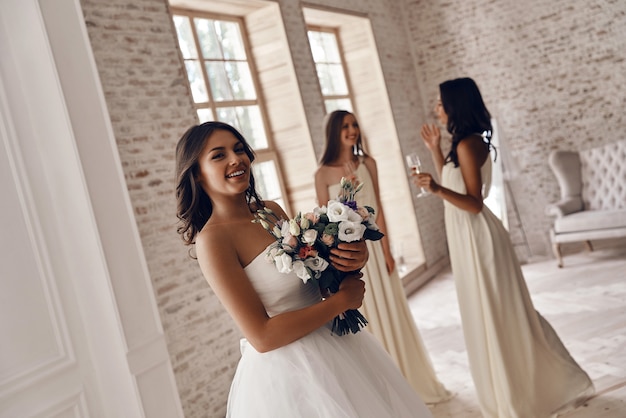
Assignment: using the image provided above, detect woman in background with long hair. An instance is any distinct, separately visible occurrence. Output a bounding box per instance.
[315,110,451,404]
[414,77,594,417]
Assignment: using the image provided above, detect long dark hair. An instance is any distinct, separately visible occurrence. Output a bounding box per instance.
[440,78,494,167]
[175,121,262,245]
[320,110,368,165]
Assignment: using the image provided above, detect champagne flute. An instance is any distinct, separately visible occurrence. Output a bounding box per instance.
[405,153,429,197]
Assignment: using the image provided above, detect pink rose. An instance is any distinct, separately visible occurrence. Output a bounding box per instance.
[321,233,335,246]
[304,212,319,224]
[356,207,370,221]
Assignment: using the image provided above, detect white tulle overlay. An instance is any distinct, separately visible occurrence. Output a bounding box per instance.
[226,248,432,418]
[442,158,594,418]
[328,163,451,403]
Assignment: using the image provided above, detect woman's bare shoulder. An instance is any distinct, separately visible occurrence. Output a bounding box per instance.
[195,222,236,257]
[314,165,334,187]
[457,135,489,164]
[362,155,377,169]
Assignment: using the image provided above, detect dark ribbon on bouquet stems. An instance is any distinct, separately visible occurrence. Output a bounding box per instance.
[318,266,368,336]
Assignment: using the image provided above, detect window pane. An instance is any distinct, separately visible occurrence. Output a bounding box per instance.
[206,62,233,101]
[253,160,284,205]
[308,31,340,63]
[197,108,213,123]
[194,18,222,59]
[226,62,256,100]
[173,15,198,59]
[216,105,268,150]
[215,21,247,60]
[308,31,326,62]
[319,32,340,62]
[215,106,238,127]
[184,60,208,103]
[324,98,353,114]
[316,63,348,95]
[206,62,256,102]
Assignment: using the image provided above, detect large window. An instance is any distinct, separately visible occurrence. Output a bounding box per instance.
[305,15,426,283]
[172,10,288,210]
[307,28,353,114]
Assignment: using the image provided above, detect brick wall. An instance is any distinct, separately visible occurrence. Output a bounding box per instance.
[404,0,626,258]
[79,0,625,416]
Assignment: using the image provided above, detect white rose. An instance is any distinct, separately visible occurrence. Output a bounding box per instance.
[327,200,351,222]
[338,220,366,242]
[302,228,318,245]
[292,260,311,283]
[274,252,293,273]
[304,255,329,272]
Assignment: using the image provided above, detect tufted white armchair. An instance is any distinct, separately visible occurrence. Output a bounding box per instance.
[546,140,626,267]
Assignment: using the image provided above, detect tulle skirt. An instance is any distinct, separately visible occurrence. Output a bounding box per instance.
[226,324,432,418]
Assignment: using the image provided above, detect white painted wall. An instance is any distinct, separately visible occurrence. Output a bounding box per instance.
[0,0,183,416]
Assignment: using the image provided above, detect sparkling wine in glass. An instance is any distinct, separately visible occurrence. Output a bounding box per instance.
[405,153,429,197]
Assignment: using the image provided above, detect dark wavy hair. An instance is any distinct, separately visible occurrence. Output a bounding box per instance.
[319,110,368,165]
[175,121,262,245]
[440,78,494,167]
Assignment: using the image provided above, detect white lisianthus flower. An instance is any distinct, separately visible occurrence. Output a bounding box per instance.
[265,246,280,263]
[302,228,318,245]
[327,200,351,222]
[292,260,311,283]
[304,255,329,272]
[313,205,327,217]
[289,219,301,236]
[338,221,366,242]
[347,208,363,223]
[300,217,310,230]
[274,252,293,273]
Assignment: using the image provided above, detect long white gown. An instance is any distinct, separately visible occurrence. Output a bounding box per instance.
[226,244,433,417]
[442,157,594,418]
[328,162,451,404]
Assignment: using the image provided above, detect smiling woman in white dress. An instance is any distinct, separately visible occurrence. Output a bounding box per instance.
[413,77,594,418]
[175,121,433,417]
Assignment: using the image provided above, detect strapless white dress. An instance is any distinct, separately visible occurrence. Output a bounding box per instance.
[226,246,433,417]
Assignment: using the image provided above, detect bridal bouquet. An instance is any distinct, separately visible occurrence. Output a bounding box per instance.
[253,176,383,335]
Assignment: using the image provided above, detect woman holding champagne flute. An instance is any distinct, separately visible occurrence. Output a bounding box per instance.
[412,77,594,418]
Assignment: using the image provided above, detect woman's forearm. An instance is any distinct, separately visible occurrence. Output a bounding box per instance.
[432,184,483,214]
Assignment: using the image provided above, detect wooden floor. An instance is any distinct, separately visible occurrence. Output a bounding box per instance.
[408,239,626,418]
